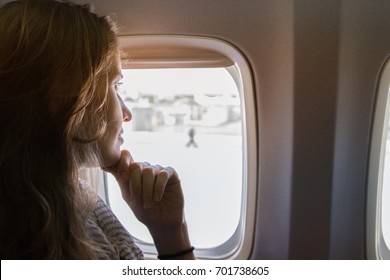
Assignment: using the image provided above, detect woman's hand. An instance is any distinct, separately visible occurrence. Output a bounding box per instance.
[105,149,184,227]
[103,150,194,259]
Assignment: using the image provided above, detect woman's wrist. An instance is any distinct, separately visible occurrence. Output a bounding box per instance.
[148,220,195,259]
[157,246,195,260]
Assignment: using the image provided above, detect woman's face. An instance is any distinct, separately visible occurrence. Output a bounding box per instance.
[98,55,132,168]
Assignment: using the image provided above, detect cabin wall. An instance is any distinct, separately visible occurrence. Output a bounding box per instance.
[330,0,390,259]
[289,0,340,259]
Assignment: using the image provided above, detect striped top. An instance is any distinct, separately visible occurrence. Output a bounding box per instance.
[87,196,144,260]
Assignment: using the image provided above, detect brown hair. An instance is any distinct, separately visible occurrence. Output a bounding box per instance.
[0,0,118,259]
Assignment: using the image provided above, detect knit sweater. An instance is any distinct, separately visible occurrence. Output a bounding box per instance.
[87,196,144,260]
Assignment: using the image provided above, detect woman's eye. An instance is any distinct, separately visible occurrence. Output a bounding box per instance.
[115,81,123,92]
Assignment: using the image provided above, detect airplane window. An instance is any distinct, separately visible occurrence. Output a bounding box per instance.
[101,36,257,259]
[105,67,242,248]
[367,60,390,260]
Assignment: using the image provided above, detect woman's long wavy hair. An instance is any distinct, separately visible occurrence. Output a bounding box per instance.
[0,0,119,259]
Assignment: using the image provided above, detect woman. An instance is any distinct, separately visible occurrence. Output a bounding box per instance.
[0,0,194,260]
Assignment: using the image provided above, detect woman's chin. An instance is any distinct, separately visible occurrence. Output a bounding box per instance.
[101,149,122,169]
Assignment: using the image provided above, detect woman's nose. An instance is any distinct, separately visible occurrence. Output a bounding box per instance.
[120,98,132,122]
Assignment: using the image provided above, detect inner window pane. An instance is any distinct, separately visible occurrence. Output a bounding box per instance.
[382,90,390,249]
[106,68,243,249]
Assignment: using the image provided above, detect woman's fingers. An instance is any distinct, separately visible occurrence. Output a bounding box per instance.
[154,166,176,201]
[126,162,176,209]
[107,150,178,209]
[114,150,133,203]
[117,151,130,179]
[129,162,143,205]
[141,164,155,209]
[129,162,157,208]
